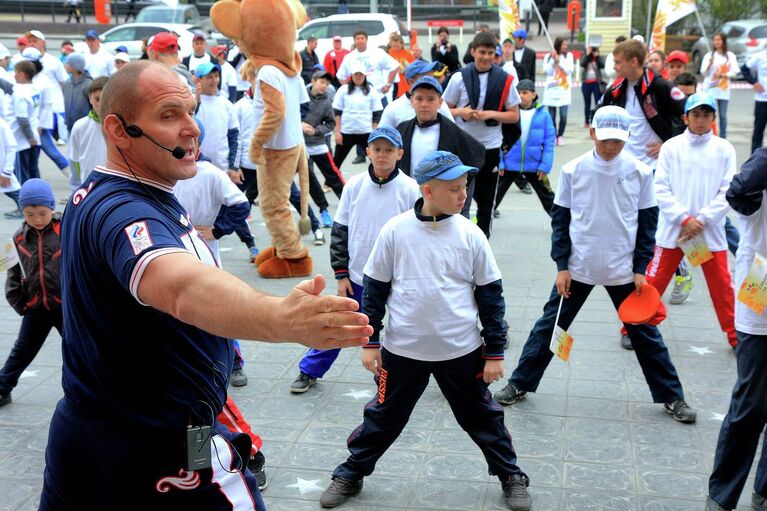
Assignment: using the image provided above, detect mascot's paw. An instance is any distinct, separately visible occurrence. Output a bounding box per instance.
[257,255,313,278]
[254,246,277,267]
[298,216,311,235]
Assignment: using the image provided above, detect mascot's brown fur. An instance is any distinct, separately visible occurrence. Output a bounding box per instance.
[211,0,312,278]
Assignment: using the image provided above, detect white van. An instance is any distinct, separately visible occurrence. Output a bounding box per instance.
[296,13,409,62]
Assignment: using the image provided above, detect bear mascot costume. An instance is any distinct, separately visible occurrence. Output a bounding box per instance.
[211,0,313,278]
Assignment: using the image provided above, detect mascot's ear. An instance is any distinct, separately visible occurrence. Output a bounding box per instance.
[211,0,243,41]
[287,0,308,29]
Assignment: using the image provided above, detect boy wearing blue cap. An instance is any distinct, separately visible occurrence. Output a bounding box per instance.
[378,60,454,129]
[494,106,697,424]
[638,92,738,349]
[0,178,61,407]
[321,150,531,510]
[290,126,420,393]
[194,62,240,175]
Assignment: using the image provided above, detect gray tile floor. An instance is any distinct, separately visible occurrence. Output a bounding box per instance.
[0,89,762,510]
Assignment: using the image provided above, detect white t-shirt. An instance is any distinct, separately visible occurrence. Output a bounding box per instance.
[197,94,239,170]
[10,83,41,151]
[219,61,239,100]
[40,53,67,112]
[251,65,309,150]
[747,51,767,103]
[0,118,19,192]
[518,107,536,148]
[68,114,106,182]
[31,73,55,130]
[85,48,115,78]
[332,85,383,134]
[336,48,399,92]
[734,192,767,334]
[234,94,256,170]
[654,129,736,251]
[174,159,249,265]
[554,149,656,286]
[501,61,520,82]
[442,70,521,149]
[186,53,211,74]
[364,210,502,361]
[542,53,573,107]
[378,92,454,129]
[701,51,740,101]
[410,124,440,170]
[623,81,663,168]
[230,46,250,93]
[336,170,420,284]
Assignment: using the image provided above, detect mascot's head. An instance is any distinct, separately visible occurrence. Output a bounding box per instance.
[211,0,307,76]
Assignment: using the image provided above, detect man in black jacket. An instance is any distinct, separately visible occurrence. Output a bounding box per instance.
[300,37,320,84]
[511,29,536,81]
[431,26,461,73]
[598,39,686,167]
[397,76,485,179]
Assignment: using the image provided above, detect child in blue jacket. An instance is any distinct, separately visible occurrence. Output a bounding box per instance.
[495,79,556,216]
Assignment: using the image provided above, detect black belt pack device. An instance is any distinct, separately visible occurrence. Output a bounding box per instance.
[185,425,212,471]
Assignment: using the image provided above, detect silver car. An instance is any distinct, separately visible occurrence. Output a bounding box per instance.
[692,20,767,77]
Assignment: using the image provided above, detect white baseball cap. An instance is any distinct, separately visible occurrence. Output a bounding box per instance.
[114,52,130,63]
[25,30,45,41]
[592,106,631,142]
[350,61,367,75]
[21,47,42,62]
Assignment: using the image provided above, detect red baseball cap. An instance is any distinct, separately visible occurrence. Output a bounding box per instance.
[16,36,29,47]
[211,45,228,57]
[149,32,179,53]
[666,50,689,65]
[618,284,662,325]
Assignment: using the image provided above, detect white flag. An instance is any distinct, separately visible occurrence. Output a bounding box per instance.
[650,0,697,52]
[499,0,521,41]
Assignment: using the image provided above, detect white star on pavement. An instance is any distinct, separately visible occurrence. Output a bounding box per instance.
[19,370,39,379]
[688,346,713,356]
[286,477,324,495]
[710,412,726,421]
[342,389,374,400]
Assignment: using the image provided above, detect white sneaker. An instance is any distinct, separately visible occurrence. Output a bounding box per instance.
[313,229,325,245]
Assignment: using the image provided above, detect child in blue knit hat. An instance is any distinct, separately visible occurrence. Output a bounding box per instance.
[0,178,62,407]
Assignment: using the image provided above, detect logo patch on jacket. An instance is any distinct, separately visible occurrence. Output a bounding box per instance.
[125,221,154,255]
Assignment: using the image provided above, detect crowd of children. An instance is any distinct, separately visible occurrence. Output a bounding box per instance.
[0,23,764,511]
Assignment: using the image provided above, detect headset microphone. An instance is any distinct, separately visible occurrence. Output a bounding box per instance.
[115,114,187,160]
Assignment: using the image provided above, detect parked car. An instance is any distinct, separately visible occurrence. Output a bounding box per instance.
[691,20,767,77]
[136,4,201,24]
[73,23,211,60]
[295,13,409,62]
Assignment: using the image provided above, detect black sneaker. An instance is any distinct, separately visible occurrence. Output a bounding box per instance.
[621,334,633,350]
[320,476,363,508]
[502,474,532,511]
[231,368,248,387]
[664,400,697,423]
[0,394,10,408]
[351,155,366,164]
[493,384,527,406]
[247,451,268,491]
[290,372,317,394]
[704,496,730,511]
[754,492,767,511]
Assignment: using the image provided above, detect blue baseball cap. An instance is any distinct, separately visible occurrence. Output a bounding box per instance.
[115,45,128,53]
[367,126,402,148]
[84,29,99,40]
[413,151,478,185]
[194,62,220,78]
[512,29,527,39]
[592,105,631,141]
[193,116,205,144]
[405,60,442,81]
[495,45,503,57]
[685,92,717,113]
[410,75,443,94]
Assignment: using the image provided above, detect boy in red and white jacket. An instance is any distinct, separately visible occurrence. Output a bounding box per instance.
[646,92,738,348]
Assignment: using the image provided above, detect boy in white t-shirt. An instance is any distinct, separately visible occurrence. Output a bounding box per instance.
[493,106,697,425]
[211,45,238,102]
[290,127,420,394]
[321,150,532,511]
[637,93,738,349]
[67,77,107,193]
[194,63,239,174]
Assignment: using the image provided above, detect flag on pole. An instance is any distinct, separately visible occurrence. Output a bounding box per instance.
[499,0,521,41]
[649,0,697,52]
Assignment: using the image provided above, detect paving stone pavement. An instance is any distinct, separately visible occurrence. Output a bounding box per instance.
[0,89,762,510]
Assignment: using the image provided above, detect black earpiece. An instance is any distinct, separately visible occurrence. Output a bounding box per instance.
[113,113,187,160]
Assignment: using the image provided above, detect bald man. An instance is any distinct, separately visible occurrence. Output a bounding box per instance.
[40,61,371,509]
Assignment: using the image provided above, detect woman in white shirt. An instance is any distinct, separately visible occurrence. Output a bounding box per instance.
[332,64,383,168]
[701,32,740,138]
[542,37,573,145]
